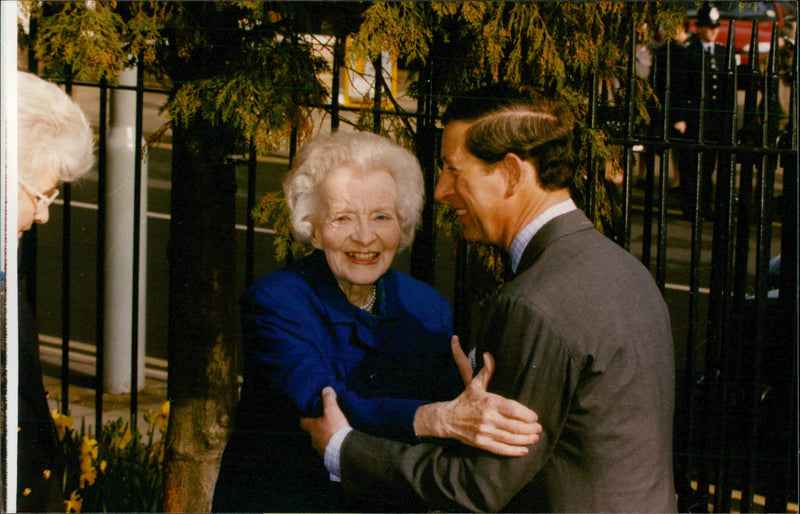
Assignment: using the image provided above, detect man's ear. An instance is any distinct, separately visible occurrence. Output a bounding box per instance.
[501,152,533,197]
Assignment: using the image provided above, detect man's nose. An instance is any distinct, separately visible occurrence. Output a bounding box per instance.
[434,169,453,203]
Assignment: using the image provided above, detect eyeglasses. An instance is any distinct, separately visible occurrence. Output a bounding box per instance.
[19,179,59,208]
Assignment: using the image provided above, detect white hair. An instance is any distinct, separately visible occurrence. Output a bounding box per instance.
[17,71,95,185]
[283,131,424,250]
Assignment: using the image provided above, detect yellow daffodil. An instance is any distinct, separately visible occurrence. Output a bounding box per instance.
[99,460,107,472]
[117,426,132,450]
[151,401,170,433]
[79,455,97,487]
[149,440,165,464]
[80,437,99,460]
[65,489,83,513]
[51,410,74,441]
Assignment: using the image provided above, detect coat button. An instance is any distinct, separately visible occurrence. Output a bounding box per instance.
[22,488,32,496]
[368,372,382,389]
[43,469,51,479]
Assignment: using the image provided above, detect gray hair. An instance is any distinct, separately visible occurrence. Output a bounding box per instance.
[17,71,95,185]
[283,131,424,250]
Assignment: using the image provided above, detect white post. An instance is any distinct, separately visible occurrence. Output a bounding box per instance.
[2,4,20,510]
[104,64,147,394]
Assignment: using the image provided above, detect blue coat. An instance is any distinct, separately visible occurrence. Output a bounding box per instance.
[213,251,461,512]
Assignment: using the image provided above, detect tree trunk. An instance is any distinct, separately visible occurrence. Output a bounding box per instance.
[161,118,240,512]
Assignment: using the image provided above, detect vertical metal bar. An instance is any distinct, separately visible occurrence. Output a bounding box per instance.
[692,46,712,508]
[285,126,298,266]
[763,41,797,514]
[452,241,469,347]
[410,35,438,286]
[730,20,762,409]
[655,42,672,292]
[620,8,636,250]
[726,27,760,509]
[60,73,74,416]
[372,56,383,134]
[95,76,108,434]
[639,24,658,270]
[740,23,780,512]
[640,151,654,268]
[289,125,298,167]
[245,137,256,288]
[331,35,343,133]
[26,17,37,73]
[586,49,599,223]
[655,153,669,287]
[129,58,145,434]
[659,43,697,511]
[731,21,768,509]
[710,23,739,513]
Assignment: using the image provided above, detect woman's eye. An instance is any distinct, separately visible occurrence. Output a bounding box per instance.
[373,213,393,221]
[328,214,354,226]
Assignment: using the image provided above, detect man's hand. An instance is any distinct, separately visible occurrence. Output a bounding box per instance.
[413,352,541,457]
[451,335,473,386]
[300,387,350,457]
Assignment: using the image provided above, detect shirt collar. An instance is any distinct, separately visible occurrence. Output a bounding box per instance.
[509,198,577,274]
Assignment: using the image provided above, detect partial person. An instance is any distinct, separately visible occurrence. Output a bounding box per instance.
[211,131,540,512]
[15,70,95,512]
[651,16,695,190]
[671,3,731,218]
[302,83,677,512]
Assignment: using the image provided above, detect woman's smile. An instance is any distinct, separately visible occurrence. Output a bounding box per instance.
[345,251,381,263]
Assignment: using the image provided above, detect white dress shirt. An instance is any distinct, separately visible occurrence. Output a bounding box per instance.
[509,198,577,274]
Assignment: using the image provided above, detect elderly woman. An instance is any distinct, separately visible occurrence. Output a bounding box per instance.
[212,131,537,512]
[15,70,95,512]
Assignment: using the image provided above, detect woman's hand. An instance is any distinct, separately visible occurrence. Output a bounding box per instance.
[413,352,542,457]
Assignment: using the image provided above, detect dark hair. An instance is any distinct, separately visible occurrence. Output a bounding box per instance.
[441,83,575,190]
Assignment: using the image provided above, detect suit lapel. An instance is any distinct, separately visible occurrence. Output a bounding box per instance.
[515,209,594,276]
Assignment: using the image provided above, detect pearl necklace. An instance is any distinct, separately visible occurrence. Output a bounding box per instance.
[356,285,376,312]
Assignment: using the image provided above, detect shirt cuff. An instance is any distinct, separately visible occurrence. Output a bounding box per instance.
[468,346,477,370]
[324,425,353,482]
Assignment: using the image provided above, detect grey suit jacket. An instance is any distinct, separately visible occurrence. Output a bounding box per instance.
[340,209,677,512]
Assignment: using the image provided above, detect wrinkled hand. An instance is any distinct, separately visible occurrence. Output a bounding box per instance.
[300,387,350,457]
[451,335,473,386]
[674,120,687,134]
[414,352,541,457]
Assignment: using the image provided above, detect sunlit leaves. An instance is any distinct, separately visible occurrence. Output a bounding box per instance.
[30,1,127,81]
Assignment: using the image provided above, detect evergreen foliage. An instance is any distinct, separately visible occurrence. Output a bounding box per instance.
[18,2,690,508]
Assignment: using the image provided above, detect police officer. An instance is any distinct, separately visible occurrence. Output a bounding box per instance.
[671,3,731,219]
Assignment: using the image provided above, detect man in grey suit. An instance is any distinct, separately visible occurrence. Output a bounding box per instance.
[302,83,677,512]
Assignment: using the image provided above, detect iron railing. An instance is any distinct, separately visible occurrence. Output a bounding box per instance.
[22,17,798,512]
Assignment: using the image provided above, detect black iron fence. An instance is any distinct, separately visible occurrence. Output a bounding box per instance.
[22,18,797,513]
